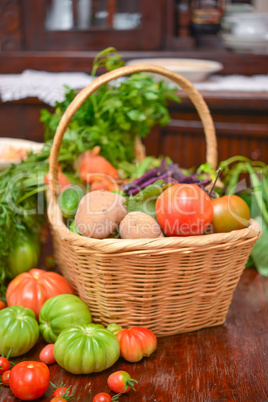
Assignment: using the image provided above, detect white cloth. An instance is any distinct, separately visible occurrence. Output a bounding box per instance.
[0,70,92,106]
[0,70,267,106]
[195,74,268,92]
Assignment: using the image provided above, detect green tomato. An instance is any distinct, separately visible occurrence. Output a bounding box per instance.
[58,186,85,219]
[106,323,123,336]
[8,231,40,278]
[39,294,92,343]
[211,195,251,233]
[69,220,81,235]
[54,323,120,374]
[0,305,39,357]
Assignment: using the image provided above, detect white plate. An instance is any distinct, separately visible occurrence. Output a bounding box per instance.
[222,33,268,52]
[126,58,223,82]
[0,138,44,170]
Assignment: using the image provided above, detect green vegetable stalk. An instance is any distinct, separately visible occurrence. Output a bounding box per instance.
[219,156,268,276]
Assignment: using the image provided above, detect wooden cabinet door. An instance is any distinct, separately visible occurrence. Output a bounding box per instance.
[19,0,164,51]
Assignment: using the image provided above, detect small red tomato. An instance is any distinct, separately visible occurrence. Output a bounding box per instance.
[1,369,11,386]
[0,300,6,310]
[53,387,72,397]
[93,392,121,402]
[50,398,67,402]
[155,183,213,236]
[117,327,157,362]
[93,393,112,402]
[39,344,56,365]
[44,255,56,270]
[9,361,50,400]
[108,371,138,394]
[0,356,10,375]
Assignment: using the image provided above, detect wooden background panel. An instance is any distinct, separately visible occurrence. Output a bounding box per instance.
[1,93,268,167]
[0,99,51,142]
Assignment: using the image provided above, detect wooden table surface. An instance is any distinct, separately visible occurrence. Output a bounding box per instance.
[2,240,268,402]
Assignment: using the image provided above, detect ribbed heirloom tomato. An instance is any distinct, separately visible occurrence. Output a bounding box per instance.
[155,183,213,236]
[117,327,157,362]
[6,268,74,318]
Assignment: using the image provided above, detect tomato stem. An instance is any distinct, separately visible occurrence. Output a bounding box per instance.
[124,378,138,392]
[209,168,222,197]
[111,393,122,401]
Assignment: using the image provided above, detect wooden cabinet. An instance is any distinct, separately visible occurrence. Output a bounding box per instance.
[144,91,268,167]
[0,0,267,167]
[1,90,267,167]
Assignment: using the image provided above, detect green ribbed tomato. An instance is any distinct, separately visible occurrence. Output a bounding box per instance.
[54,324,120,374]
[39,294,92,343]
[0,305,39,357]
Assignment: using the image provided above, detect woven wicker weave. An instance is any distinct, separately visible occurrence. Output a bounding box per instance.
[48,65,261,336]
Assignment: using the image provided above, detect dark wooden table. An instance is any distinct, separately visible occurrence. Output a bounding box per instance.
[2,239,268,402]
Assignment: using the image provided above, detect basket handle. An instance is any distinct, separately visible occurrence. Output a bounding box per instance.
[49,64,217,198]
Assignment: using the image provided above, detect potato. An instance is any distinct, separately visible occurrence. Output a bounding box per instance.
[119,211,163,239]
[75,190,127,239]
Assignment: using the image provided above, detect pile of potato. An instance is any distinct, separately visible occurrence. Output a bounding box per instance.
[75,190,163,240]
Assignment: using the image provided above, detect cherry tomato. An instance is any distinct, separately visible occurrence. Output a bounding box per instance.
[44,255,56,270]
[211,195,250,233]
[155,184,213,236]
[50,398,67,402]
[107,371,138,394]
[53,387,72,397]
[0,356,10,375]
[51,382,74,399]
[0,300,6,310]
[9,361,50,400]
[1,369,11,386]
[93,392,121,402]
[39,344,56,365]
[93,393,112,402]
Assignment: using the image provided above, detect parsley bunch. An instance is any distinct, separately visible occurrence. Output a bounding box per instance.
[41,48,180,169]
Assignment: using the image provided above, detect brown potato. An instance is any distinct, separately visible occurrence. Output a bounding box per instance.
[119,211,163,239]
[75,190,127,239]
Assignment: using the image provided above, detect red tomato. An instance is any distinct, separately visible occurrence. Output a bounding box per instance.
[39,344,56,365]
[9,361,50,400]
[0,300,6,310]
[6,268,74,318]
[0,356,10,375]
[53,387,72,397]
[211,195,250,233]
[93,393,113,402]
[1,369,11,386]
[155,184,213,236]
[107,371,137,394]
[50,398,67,402]
[44,255,56,270]
[117,327,157,362]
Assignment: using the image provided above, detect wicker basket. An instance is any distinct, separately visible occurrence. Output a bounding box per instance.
[48,65,261,336]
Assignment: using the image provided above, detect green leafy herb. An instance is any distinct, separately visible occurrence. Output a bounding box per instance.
[41,49,181,169]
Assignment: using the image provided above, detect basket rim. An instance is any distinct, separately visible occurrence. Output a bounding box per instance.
[48,198,261,253]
